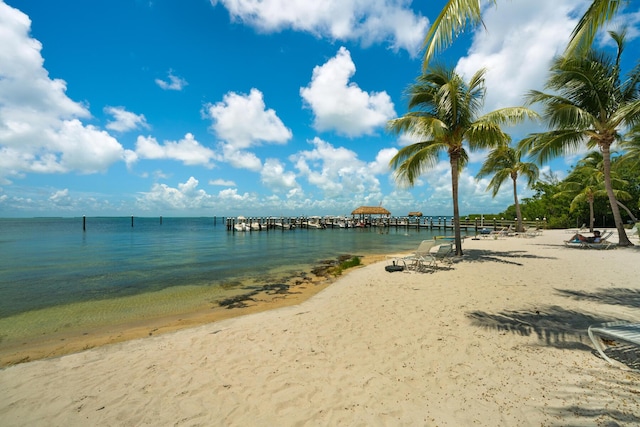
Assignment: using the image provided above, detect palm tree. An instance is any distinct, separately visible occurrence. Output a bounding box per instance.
[556,151,630,232]
[618,124,640,169]
[523,31,640,246]
[422,0,628,68]
[476,144,539,232]
[387,65,537,255]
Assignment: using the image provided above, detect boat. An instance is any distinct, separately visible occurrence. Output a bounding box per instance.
[305,216,325,229]
[234,216,250,232]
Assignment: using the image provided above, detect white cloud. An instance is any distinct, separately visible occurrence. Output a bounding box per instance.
[135,133,218,167]
[260,158,298,191]
[300,47,396,137]
[455,0,584,112]
[0,2,126,177]
[290,137,381,199]
[155,70,188,91]
[204,88,291,171]
[209,0,428,55]
[49,188,72,206]
[105,106,149,132]
[205,88,292,150]
[209,178,236,186]
[137,177,213,210]
[368,147,397,175]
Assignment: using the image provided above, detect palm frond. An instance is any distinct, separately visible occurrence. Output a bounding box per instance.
[564,0,625,58]
[422,0,496,70]
[390,142,444,186]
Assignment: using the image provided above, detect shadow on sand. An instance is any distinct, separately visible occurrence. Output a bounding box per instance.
[467,281,640,425]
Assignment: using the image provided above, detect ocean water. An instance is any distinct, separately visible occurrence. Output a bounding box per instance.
[0,217,439,345]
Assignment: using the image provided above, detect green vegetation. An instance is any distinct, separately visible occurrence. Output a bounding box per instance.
[328,256,362,277]
[390,2,640,245]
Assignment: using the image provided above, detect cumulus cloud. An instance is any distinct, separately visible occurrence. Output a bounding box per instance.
[155,70,188,91]
[204,88,292,171]
[290,137,381,199]
[209,0,428,55]
[0,2,127,177]
[105,106,149,132]
[260,158,298,191]
[205,88,292,150]
[137,177,213,210]
[455,0,584,113]
[135,133,218,167]
[300,47,396,137]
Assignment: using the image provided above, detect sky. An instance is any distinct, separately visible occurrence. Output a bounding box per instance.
[1,0,639,218]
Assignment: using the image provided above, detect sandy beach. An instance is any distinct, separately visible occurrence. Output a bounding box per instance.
[1,229,639,426]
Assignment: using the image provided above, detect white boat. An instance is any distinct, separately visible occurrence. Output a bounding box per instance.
[234,216,250,232]
[250,221,263,231]
[305,216,325,229]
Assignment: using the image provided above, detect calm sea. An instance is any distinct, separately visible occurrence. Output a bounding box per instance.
[0,217,439,345]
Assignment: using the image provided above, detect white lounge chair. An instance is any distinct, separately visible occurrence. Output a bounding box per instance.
[588,322,640,369]
[422,243,454,269]
[402,239,437,271]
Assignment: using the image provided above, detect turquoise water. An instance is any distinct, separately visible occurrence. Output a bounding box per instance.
[0,217,439,322]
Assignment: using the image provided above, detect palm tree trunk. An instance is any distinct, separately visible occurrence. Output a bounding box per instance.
[588,199,595,232]
[602,144,632,246]
[450,157,463,256]
[512,177,523,232]
[617,201,638,223]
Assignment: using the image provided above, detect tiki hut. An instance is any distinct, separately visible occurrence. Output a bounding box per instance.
[351,206,391,216]
[408,211,423,217]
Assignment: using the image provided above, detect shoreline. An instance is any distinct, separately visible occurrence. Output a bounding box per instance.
[0,254,386,367]
[2,230,639,426]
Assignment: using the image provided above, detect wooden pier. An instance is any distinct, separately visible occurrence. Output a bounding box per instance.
[225,216,547,234]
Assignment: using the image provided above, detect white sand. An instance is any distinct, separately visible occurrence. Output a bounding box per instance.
[1,229,639,426]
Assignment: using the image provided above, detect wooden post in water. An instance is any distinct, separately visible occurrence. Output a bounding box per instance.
[83,215,86,232]
[160,216,163,225]
[131,215,134,228]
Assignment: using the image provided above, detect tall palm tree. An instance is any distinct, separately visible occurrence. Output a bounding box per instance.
[476,144,539,232]
[522,31,640,246]
[387,65,537,255]
[422,0,628,68]
[556,151,630,232]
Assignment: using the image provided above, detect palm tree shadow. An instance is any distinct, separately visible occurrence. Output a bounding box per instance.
[461,248,557,266]
[555,287,640,309]
[466,305,599,350]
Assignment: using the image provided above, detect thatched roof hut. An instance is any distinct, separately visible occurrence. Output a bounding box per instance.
[351,206,391,216]
[408,211,423,217]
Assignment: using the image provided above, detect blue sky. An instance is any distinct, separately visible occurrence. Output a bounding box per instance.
[1,0,639,218]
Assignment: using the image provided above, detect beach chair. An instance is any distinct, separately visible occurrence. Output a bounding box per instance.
[566,223,587,234]
[422,243,454,269]
[489,226,509,238]
[402,239,437,271]
[588,322,640,369]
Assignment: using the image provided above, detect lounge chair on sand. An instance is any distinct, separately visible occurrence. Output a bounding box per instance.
[588,322,640,369]
[420,243,454,270]
[402,239,437,271]
[564,231,615,249]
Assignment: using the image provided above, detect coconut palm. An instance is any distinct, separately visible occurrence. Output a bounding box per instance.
[476,144,539,232]
[618,124,640,169]
[387,65,537,255]
[422,0,628,68]
[556,151,630,232]
[522,31,640,246]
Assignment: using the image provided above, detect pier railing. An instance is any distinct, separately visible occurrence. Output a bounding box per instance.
[225,216,547,233]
